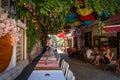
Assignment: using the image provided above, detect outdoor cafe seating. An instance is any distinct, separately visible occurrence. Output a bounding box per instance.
[28,49,75,80]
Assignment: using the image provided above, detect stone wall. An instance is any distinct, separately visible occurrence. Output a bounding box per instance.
[0,59,28,80]
[28,42,43,63]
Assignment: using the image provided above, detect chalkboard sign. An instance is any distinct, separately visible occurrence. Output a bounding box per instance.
[109,36,116,47]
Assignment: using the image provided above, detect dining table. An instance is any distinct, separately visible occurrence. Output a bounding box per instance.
[40,56,56,60]
[35,60,59,70]
[28,70,66,80]
[42,53,54,57]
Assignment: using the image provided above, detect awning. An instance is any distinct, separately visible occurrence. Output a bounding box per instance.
[103,25,120,32]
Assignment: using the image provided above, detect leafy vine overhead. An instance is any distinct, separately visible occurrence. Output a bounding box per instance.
[14,0,78,49]
[15,0,120,34]
[85,0,120,15]
[15,0,120,30]
[15,0,78,33]
[14,0,120,47]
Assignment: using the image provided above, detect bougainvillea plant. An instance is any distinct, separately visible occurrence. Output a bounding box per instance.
[0,12,20,45]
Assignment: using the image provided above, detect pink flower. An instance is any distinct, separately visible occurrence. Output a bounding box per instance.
[0,13,20,45]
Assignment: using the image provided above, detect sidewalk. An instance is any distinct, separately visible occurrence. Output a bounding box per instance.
[15,53,43,80]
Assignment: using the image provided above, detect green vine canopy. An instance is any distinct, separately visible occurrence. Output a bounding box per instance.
[15,0,120,34]
[14,0,120,52]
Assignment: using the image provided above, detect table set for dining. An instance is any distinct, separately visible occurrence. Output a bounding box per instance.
[28,49,66,80]
[28,70,66,80]
[40,56,56,60]
[35,60,59,70]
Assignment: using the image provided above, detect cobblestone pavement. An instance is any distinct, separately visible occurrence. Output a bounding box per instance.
[60,53,120,80]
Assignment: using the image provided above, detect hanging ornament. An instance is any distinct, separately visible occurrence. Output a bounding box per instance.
[67,19,76,24]
[80,14,95,21]
[100,11,110,21]
[81,20,94,26]
[77,8,93,16]
[73,21,81,27]
[65,13,76,20]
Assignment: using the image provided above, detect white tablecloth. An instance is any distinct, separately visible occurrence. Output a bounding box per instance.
[28,70,66,80]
